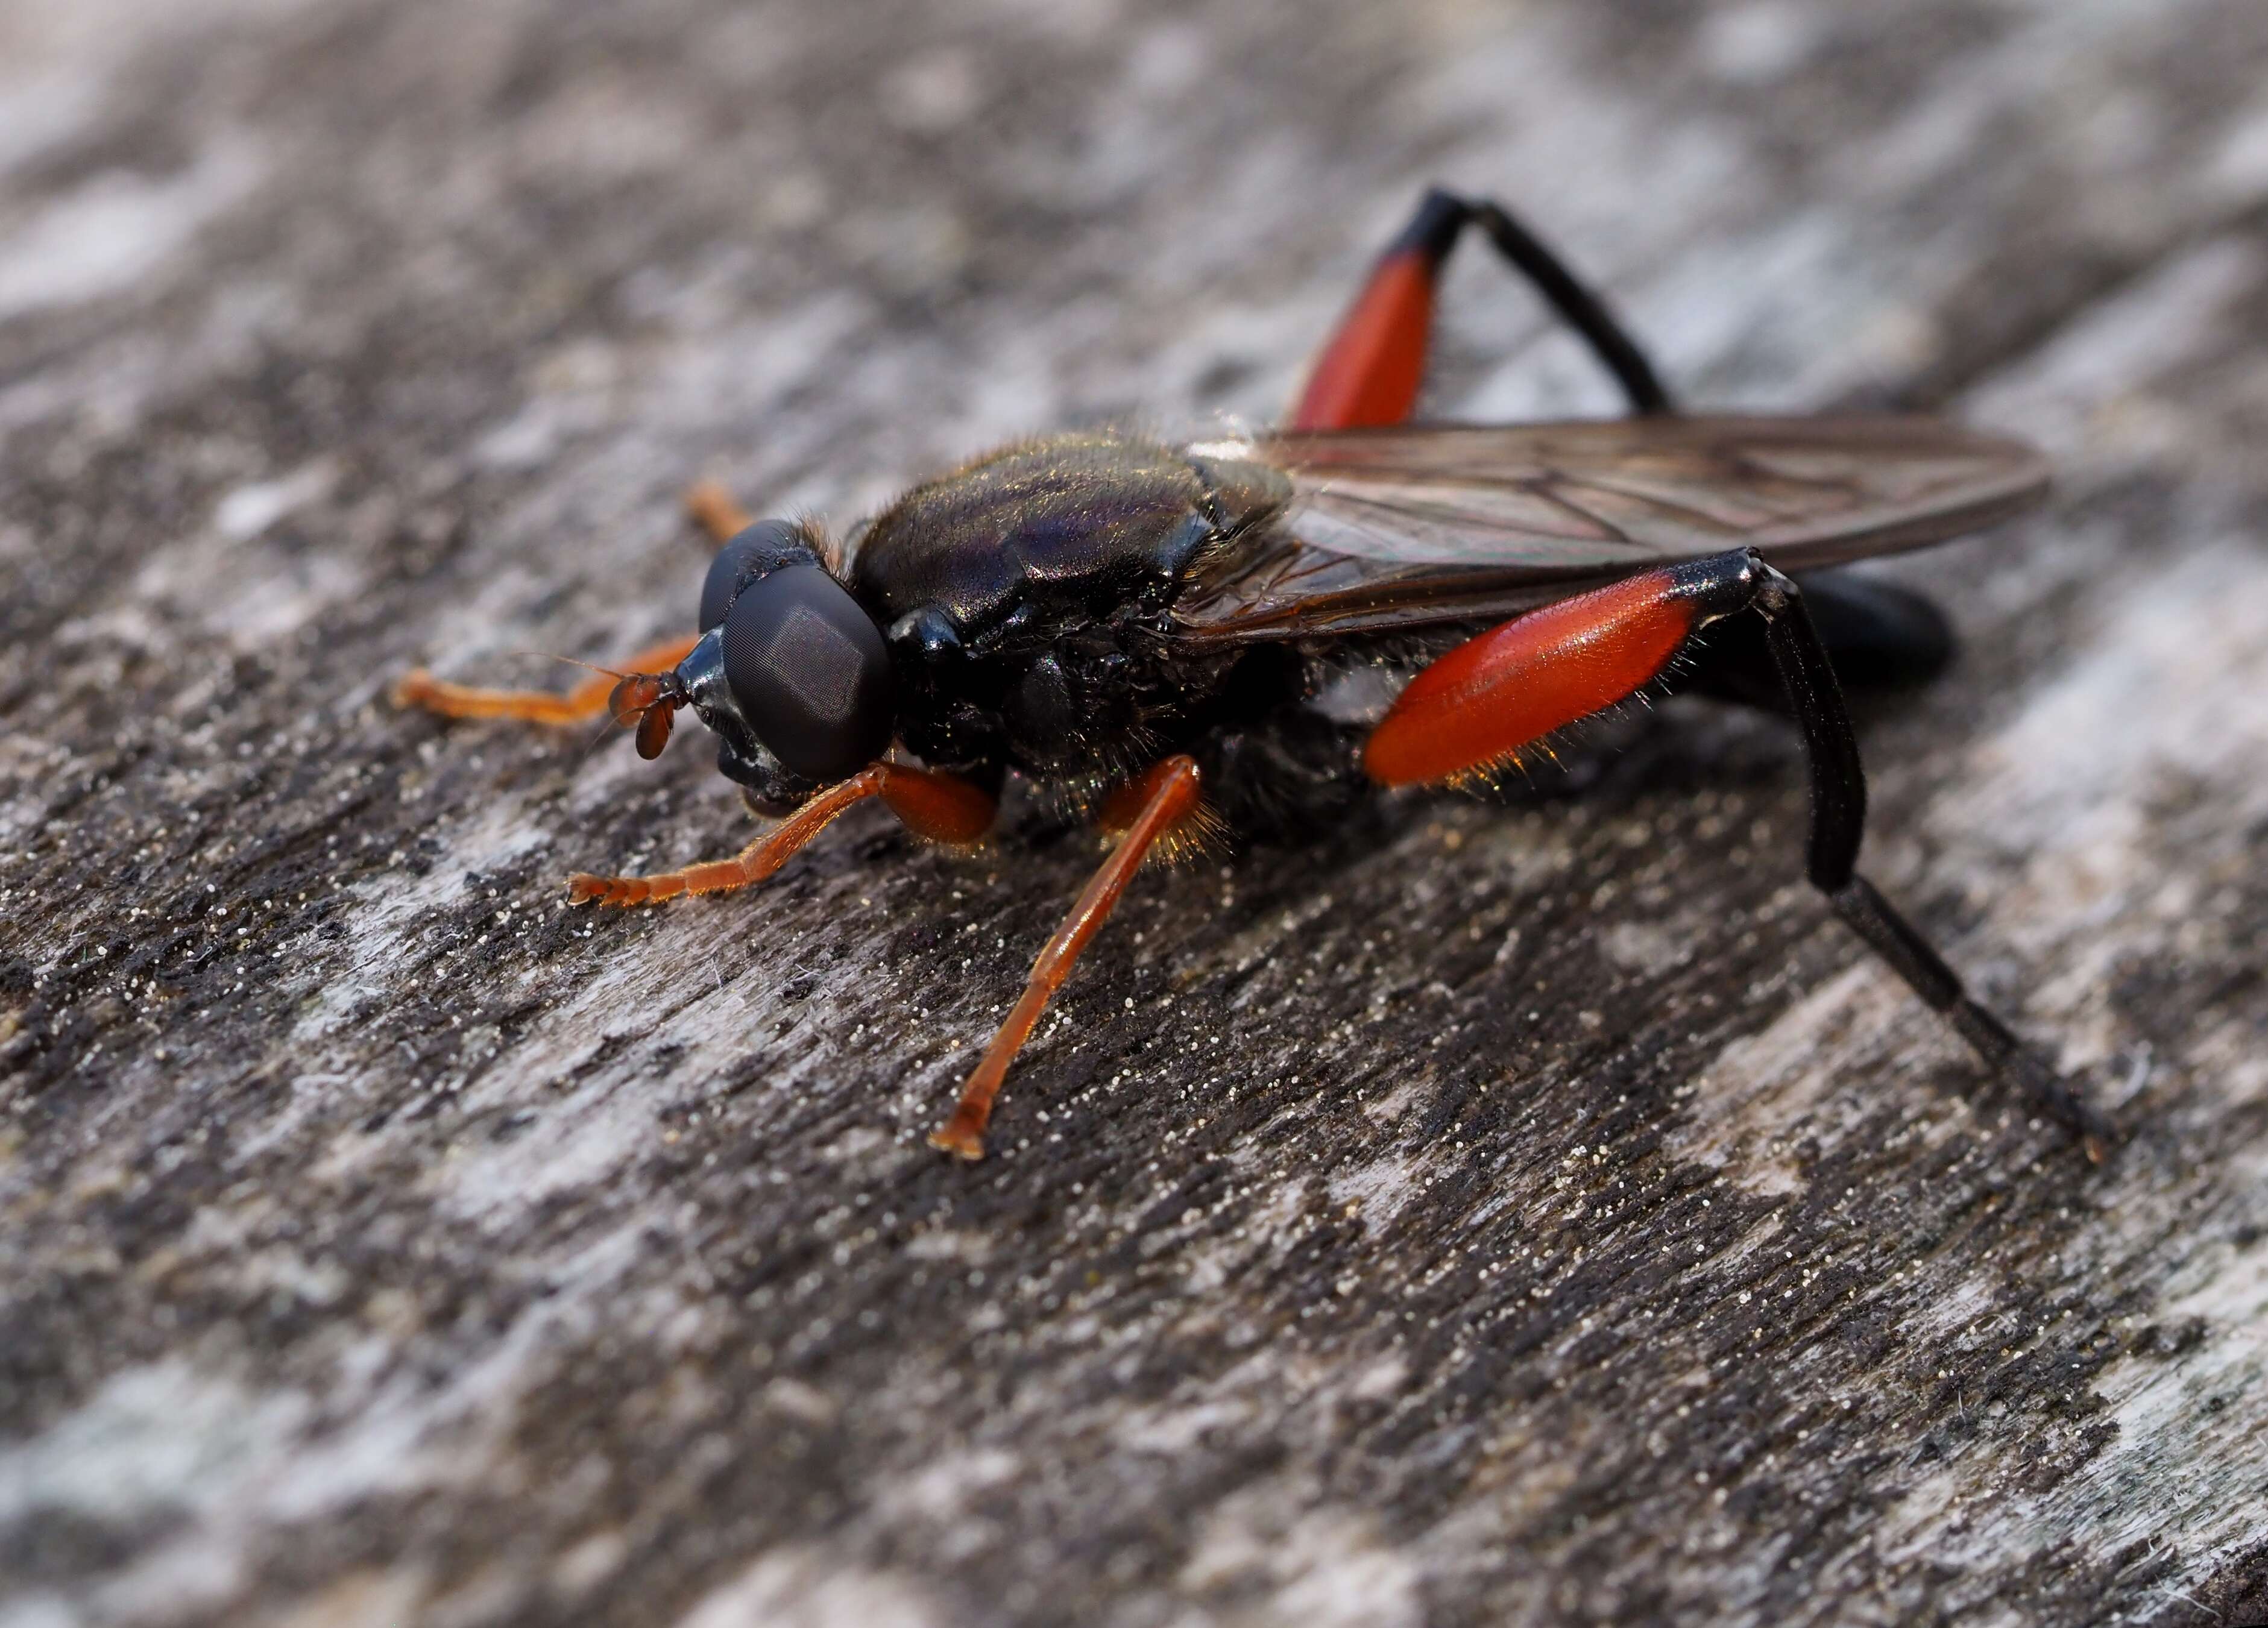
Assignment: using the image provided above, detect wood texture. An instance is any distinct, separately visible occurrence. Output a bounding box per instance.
[4,2,2267,1624]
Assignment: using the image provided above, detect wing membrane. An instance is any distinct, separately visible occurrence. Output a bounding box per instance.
[1174,416,2047,644]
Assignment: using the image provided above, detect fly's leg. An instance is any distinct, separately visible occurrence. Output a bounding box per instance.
[394,481,752,723]
[1746,571,2110,1158]
[1293,186,1673,431]
[1297,192,1959,703]
[1364,550,2113,1160]
[1462,196,1674,416]
[930,756,1205,1161]
[684,479,755,545]
[1299,194,1958,695]
[393,634,701,724]
[567,762,995,906]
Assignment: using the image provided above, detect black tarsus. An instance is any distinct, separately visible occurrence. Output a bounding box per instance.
[1687,549,2115,1159]
[1402,187,1677,417]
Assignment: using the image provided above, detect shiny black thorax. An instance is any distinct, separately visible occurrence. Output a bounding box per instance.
[843,432,1353,825]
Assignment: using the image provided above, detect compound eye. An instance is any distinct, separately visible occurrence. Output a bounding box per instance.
[699,519,804,632]
[719,565,895,782]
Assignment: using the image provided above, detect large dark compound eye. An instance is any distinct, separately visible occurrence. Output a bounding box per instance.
[719,564,895,781]
[699,520,805,632]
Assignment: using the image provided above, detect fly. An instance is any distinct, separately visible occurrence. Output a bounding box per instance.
[395,187,2111,1163]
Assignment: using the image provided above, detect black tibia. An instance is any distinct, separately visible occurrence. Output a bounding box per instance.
[1685,569,1955,711]
[1398,187,1675,417]
[1827,876,2109,1158]
[1739,557,2115,1158]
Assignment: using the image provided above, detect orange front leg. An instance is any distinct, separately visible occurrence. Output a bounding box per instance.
[395,478,757,726]
[392,634,701,726]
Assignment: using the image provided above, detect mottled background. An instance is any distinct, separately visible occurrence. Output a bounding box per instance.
[3,1,2267,1624]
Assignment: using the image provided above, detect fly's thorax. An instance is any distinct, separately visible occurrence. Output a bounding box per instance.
[848,430,1290,635]
[848,429,1293,781]
[880,605,1001,775]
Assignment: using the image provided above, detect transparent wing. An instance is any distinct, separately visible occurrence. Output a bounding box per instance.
[1173,415,2047,644]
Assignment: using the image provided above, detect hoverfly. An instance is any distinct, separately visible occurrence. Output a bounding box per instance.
[397,188,2111,1162]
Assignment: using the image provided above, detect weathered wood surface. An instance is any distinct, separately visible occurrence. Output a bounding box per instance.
[5,1,2268,1623]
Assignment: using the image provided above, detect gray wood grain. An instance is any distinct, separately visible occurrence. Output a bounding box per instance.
[4,1,2267,1624]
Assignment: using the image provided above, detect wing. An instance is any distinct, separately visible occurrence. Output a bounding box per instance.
[1171,415,2048,644]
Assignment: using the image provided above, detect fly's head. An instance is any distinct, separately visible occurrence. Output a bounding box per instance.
[629,519,896,814]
